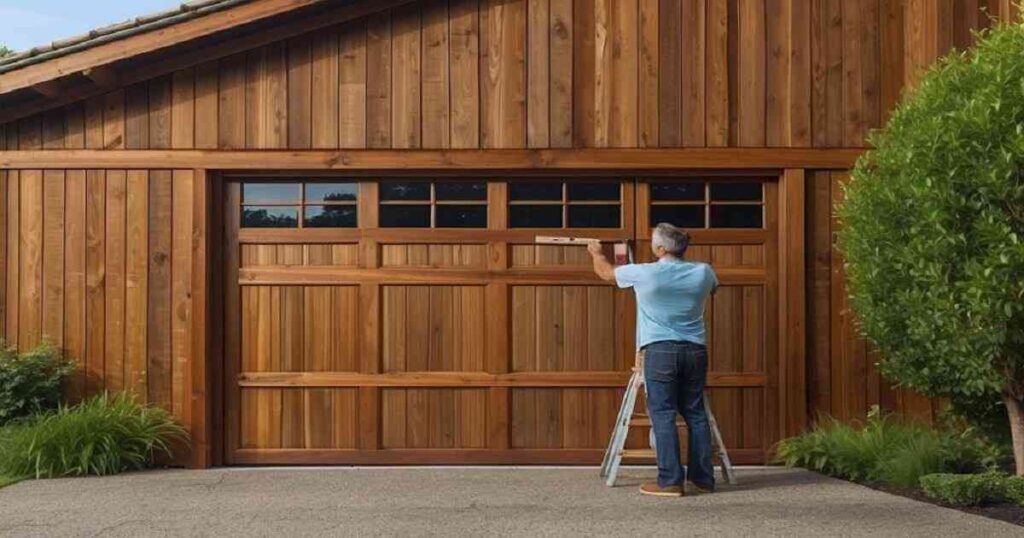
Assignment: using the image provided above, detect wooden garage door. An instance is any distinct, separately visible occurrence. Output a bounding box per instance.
[223,177,776,464]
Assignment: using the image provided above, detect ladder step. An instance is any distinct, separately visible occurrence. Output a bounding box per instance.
[629,415,687,428]
[619,449,656,459]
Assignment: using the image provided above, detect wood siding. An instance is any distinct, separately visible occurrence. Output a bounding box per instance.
[0,0,1011,466]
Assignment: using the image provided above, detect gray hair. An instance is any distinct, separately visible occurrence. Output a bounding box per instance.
[652,222,690,257]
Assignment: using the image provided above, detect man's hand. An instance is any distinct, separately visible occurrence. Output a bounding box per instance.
[588,241,617,282]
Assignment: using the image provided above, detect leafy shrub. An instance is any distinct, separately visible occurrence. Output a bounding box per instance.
[837,16,1024,471]
[920,472,1024,506]
[0,393,186,479]
[0,343,75,426]
[776,407,1000,488]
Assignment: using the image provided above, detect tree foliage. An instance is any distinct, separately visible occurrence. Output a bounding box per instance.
[837,24,1024,427]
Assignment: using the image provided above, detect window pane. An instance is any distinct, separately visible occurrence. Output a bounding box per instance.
[509,205,563,228]
[380,204,431,227]
[304,206,357,228]
[242,183,300,204]
[509,182,563,201]
[436,205,487,228]
[709,182,763,201]
[650,181,705,201]
[710,205,763,228]
[650,205,705,228]
[241,206,299,228]
[567,182,620,201]
[568,205,620,228]
[305,183,358,202]
[435,181,487,201]
[380,181,431,201]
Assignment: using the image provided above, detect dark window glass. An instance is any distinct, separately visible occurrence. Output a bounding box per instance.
[305,183,358,202]
[509,205,563,228]
[436,205,487,227]
[242,183,300,204]
[709,182,763,201]
[650,205,705,228]
[509,182,563,201]
[568,205,620,228]
[242,206,299,228]
[435,181,487,201]
[710,205,763,228]
[380,181,431,201]
[380,204,431,227]
[650,181,705,201]
[303,206,357,228]
[567,182,620,201]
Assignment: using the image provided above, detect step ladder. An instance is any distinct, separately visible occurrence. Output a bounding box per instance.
[600,368,737,487]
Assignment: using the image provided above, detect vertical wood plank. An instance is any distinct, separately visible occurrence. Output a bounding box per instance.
[638,0,658,147]
[549,0,573,148]
[84,171,104,396]
[103,90,125,149]
[339,21,368,149]
[706,0,730,146]
[171,68,196,149]
[194,61,219,149]
[790,0,812,146]
[366,12,393,149]
[766,0,791,147]
[422,1,450,148]
[527,0,550,148]
[19,168,43,350]
[780,169,806,436]
[573,0,595,148]
[312,29,340,149]
[737,0,766,146]
[879,0,905,124]
[609,0,638,148]
[64,162,87,401]
[125,83,150,149]
[288,36,314,149]
[246,44,288,149]
[392,4,423,149]
[681,0,705,147]
[657,0,681,147]
[481,0,527,148]
[5,171,17,348]
[149,171,173,408]
[190,169,211,467]
[125,170,149,397]
[172,171,195,437]
[218,54,247,149]
[104,170,126,392]
[811,0,843,147]
[41,170,65,347]
[149,76,172,149]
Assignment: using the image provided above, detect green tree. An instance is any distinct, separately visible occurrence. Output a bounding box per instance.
[837,22,1024,474]
[0,46,13,58]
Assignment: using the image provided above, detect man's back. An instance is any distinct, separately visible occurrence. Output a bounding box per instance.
[614,259,718,348]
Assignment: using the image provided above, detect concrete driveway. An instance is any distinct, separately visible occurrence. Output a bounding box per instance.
[0,467,1019,537]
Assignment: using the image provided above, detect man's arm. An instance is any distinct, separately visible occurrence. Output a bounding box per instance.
[587,241,617,281]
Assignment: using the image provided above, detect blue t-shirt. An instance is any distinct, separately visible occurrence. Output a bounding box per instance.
[614,259,718,349]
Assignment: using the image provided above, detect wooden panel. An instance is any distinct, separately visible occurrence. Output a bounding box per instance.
[41,170,65,346]
[450,0,481,148]
[382,388,487,448]
[481,0,526,148]
[391,5,422,149]
[218,54,247,149]
[527,0,550,148]
[382,286,486,373]
[380,244,488,268]
[549,0,573,148]
[311,29,340,149]
[104,170,126,391]
[125,171,149,396]
[510,286,621,372]
[366,12,392,149]
[171,170,195,425]
[339,21,368,149]
[422,1,449,148]
[245,44,288,149]
[148,171,173,407]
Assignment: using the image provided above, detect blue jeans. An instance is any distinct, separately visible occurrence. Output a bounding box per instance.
[643,340,714,488]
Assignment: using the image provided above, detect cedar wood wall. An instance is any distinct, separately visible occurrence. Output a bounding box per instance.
[0,0,1016,461]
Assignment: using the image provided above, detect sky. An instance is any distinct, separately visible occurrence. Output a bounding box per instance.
[0,0,182,52]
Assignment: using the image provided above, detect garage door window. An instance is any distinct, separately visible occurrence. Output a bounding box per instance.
[379,181,487,228]
[509,181,621,228]
[649,180,763,229]
[241,181,357,228]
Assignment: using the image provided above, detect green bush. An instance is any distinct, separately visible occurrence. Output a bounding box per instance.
[837,15,1024,470]
[776,407,1000,488]
[0,393,186,479]
[0,343,76,426]
[920,472,1009,506]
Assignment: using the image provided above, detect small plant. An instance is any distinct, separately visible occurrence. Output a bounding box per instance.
[921,472,1024,507]
[0,342,76,426]
[776,407,1001,488]
[0,393,186,479]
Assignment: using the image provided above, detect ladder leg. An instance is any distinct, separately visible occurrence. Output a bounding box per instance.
[600,371,638,477]
[704,394,736,485]
[605,373,641,487]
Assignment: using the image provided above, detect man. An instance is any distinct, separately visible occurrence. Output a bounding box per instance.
[587,223,718,497]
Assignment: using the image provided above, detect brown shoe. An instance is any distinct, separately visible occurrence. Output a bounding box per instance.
[639,483,684,497]
[689,481,715,494]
